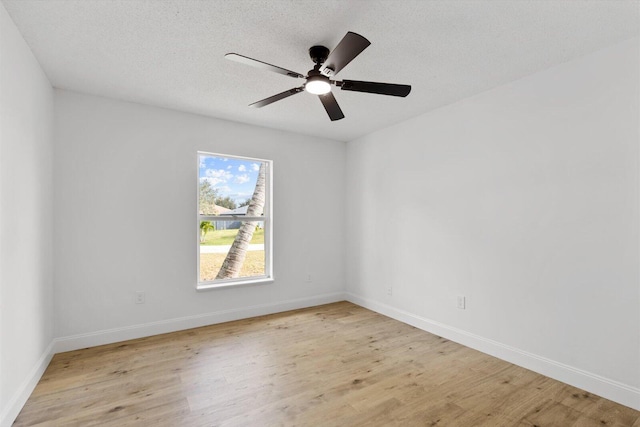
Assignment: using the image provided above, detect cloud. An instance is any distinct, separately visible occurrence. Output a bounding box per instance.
[251,163,260,171]
[216,185,232,195]
[199,157,207,168]
[200,177,221,187]
[202,169,233,186]
[222,158,229,162]
[234,174,250,184]
[205,169,233,179]
[238,165,246,172]
[209,182,251,200]
[227,165,232,169]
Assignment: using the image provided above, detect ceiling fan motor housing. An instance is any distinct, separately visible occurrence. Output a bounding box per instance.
[309,45,330,64]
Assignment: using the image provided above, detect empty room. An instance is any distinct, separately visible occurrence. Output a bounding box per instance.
[1,0,639,425]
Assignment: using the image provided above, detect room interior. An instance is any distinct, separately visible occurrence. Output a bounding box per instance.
[1,0,639,425]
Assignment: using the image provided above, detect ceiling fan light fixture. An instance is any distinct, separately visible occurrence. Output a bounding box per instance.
[305,75,331,95]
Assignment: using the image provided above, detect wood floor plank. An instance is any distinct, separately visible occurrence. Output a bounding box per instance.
[13,302,640,426]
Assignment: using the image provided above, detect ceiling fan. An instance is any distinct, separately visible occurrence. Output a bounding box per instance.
[225,31,411,121]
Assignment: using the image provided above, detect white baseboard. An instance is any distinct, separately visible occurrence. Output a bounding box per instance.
[345,292,640,411]
[0,341,55,427]
[6,291,637,427]
[53,292,346,353]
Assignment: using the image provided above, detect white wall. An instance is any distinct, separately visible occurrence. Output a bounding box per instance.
[0,3,54,425]
[53,90,346,344]
[346,38,640,408]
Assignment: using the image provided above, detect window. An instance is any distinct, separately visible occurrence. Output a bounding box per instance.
[197,152,272,289]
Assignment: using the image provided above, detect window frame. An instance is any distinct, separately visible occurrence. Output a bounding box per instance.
[196,151,273,290]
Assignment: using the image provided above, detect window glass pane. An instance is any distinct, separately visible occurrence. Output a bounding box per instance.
[198,152,270,286]
[199,154,265,215]
[199,220,265,282]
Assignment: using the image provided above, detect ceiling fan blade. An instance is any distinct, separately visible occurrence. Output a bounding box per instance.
[225,53,305,79]
[320,32,370,76]
[339,80,411,97]
[249,87,304,108]
[318,92,345,121]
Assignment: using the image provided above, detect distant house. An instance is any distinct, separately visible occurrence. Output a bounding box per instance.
[202,204,264,230]
[225,205,265,230]
[229,206,248,215]
[203,205,232,230]
[224,206,246,229]
[214,205,233,215]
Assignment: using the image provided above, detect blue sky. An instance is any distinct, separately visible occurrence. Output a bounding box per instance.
[199,154,261,204]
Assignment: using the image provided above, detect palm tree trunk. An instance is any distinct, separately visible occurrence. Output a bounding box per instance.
[216,163,266,279]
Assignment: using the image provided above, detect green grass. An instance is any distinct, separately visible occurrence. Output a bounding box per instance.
[200,227,264,246]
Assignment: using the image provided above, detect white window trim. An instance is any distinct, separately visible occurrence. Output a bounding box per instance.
[197,152,273,290]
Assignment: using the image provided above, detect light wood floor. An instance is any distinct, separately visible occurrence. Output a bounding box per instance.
[14,302,640,426]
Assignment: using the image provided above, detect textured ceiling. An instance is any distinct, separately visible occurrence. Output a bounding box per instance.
[2,0,638,142]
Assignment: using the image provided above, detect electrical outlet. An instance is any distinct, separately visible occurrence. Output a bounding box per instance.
[306,274,312,283]
[457,296,466,309]
[387,286,393,296]
[135,291,145,304]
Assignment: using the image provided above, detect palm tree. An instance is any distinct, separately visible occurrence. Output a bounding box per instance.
[199,221,215,243]
[216,163,266,279]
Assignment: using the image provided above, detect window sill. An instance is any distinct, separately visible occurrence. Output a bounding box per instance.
[197,277,274,291]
